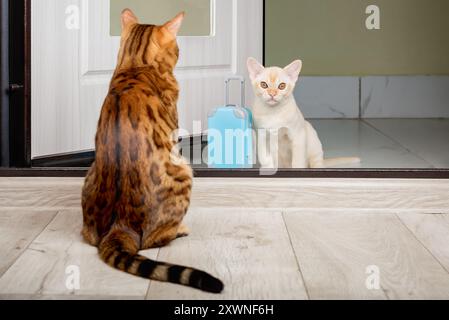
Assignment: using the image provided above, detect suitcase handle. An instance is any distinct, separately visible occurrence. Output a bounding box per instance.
[225,76,245,108]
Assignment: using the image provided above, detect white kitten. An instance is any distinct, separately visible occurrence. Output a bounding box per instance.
[247,57,360,169]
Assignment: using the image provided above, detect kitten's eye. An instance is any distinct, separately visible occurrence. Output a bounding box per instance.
[278,83,287,90]
[260,82,268,89]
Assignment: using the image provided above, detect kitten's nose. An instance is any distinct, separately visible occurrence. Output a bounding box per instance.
[268,89,277,97]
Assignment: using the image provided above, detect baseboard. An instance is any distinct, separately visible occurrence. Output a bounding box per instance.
[0,177,448,214]
[32,150,95,167]
[191,178,449,213]
[30,135,206,168]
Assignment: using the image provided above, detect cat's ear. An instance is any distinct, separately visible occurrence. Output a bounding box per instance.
[284,60,302,82]
[247,57,265,81]
[121,9,138,30]
[164,12,185,37]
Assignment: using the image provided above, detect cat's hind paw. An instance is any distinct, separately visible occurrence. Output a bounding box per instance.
[176,224,190,238]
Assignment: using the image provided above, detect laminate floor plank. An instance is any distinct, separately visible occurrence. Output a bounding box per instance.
[0,210,157,299]
[397,213,449,272]
[284,212,449,300]
[146,208,308,300]
[0,210,58,277]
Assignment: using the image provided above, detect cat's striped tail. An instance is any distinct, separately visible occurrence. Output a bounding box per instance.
[98,233,224,294]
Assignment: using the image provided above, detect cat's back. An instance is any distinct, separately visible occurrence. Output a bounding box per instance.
[99,68,178,139]
[109,67,171,101]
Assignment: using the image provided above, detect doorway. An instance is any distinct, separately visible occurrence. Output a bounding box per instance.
[29,0,263,167]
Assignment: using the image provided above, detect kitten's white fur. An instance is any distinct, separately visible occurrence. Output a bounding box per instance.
[247,57,360,168]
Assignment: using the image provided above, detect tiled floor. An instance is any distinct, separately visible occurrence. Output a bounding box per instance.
[308,119,449,168]
[190,119,449,169]
[364,119,449,168]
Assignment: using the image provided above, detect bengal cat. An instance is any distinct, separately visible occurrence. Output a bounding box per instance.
[81,9,223,293]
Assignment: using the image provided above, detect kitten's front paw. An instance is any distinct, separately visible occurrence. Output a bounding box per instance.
[260,159,277,169]
[258,157,275,169]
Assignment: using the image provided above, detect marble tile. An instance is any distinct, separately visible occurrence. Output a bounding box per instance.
[295,77,359,118]
[309,120,433,168]
[192,120,438,169]
[366,119,449,168]
[361,76,449,118]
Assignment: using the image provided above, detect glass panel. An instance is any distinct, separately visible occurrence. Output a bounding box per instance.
[261,0,449,171]
[110,0,212,36]
[29,0,449,173]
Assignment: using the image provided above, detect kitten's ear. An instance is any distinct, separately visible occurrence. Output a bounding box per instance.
[284,60,303,82]
[121,9,138,30]
[247,57,265,81]
[164,12,185,37]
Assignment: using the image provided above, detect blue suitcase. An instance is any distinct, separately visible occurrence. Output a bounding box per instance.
[207,77,253,168]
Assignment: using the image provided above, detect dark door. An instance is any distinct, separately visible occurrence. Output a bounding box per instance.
[0,0,30,168]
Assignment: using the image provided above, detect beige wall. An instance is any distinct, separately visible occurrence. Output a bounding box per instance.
[265,0,449,75]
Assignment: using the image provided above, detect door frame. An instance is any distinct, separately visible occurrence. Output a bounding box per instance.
[0,0,9,167]
[0,0,31,168]
[1,0,448,179]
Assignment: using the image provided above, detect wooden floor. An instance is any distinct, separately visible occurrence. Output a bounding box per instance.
[1,177,449,300]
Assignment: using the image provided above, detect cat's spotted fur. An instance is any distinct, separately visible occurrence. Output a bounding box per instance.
[81,9,223,293]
